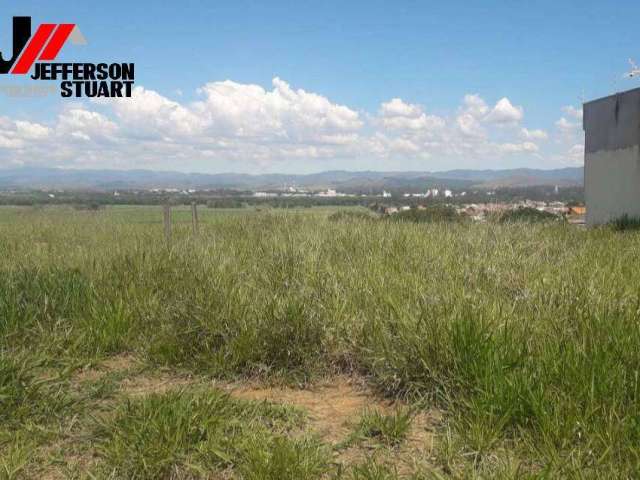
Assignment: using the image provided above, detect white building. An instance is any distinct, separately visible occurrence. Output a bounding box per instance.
[583,88,640,225]
[318,189,337,197]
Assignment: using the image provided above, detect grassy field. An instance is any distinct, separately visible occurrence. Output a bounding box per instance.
[1,205,640,478]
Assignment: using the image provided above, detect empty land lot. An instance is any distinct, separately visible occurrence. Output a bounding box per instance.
[1,205,640,479]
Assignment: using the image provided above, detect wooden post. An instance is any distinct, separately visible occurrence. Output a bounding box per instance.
[191,202,199,236]
[163,204,171,245]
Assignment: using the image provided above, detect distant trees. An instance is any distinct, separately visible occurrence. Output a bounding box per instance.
[389,205,464,223]
[496,207,560,224]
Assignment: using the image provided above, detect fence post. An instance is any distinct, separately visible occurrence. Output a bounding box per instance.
[163,204,171,245]
[191,202,199,236]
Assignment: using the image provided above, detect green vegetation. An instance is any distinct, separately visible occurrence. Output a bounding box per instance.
[357,408,414,446]
[239,437,330,480]
[94,390,312,478]
[1,205,640,478]
[328,210,378,222]
[610,213,640,231]
[495,206,560,223]
[0,355,74,428]
[390,205,462,223]
[349,461,402,480]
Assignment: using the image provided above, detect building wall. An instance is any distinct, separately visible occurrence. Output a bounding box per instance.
[583,88,640,226]
[585,145,640,225]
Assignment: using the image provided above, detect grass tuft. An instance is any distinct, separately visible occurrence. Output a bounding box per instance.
[357,408,414,446]
[3,206,640,476]
[93,389,306,478]
[610,213,640,231]
[240,436,330,480]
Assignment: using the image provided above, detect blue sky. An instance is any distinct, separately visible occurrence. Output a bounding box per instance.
[1,0,639,173]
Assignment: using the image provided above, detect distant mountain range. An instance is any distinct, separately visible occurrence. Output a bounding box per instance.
[0,167,584,191]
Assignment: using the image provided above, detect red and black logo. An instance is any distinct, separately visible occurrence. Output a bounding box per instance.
[1,16,134,98]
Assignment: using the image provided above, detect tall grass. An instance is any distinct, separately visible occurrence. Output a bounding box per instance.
[93,389,311,478]
[2,206,640,476]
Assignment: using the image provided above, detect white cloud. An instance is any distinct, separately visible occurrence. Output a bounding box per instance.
[193,77,362,143]
[0,78,574,171]
[462,94,489,118]
[101,86,203,137]
[378,98,445,131]
[0,135,23,149]
[562,105,583,120]
[485,97,524,124]
[556,117,578,133]
[380,98,422,117]
[550,104,585,166]
[456,112,485,138]
[0,117,50,150]
[15,121,51,140]
[454,95,489,138]
[566,144,585,165]
[498,141,539,154]
[56,108,118,141]
[520,128,548,140]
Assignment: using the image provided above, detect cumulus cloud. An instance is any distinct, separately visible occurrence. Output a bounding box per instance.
[555,106,583,137]
[100,86,203,138]
[454,94,489,138]
[550,105,585,165]
[378,98,445,131]
[556,117,578,133]
[562,105,583,120]
[498,141,539,154]
[456,112,485,138]
[555,109,584,154]
[462,94,489,117]
[0,117,50,150]
[194,77,362,142]
[56,108,118,141]
[0,78,563,170]
[520,127,548,140]
[485,98,523,124]
[568,144,584,157]
[552,143,584,167]
[374,93,543,163]
[15,121,51,140]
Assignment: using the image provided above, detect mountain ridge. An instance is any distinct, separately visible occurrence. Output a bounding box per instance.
[0,166,584,190]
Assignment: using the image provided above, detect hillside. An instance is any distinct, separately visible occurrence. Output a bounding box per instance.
[0,167,584,191]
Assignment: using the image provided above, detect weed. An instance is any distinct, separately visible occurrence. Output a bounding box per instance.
[93,389,305,478]
[240,436,330,480]
[610,214,640,231]
[357,408,413,446]
[496,207,560,223]
[3,206,640,476]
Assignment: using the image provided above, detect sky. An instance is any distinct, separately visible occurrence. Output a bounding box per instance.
[1,0,639,174]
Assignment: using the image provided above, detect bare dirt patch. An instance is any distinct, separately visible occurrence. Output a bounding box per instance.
[227,376,377,443]
[119,371,197,396]
[72,353,139,383]
[61,357,443,476]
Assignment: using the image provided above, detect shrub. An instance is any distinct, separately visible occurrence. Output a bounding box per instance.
[496,207,559,224]
[350,460,400,480]
[0,355,74,427]
[94,390,306,479]
[240,436,329,480]
[390,205,462,223]
[328,211,377,222]
[610,214,640,231]
[357,408,413,446]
